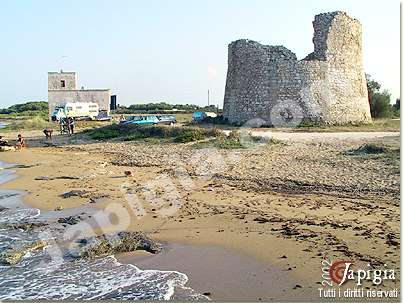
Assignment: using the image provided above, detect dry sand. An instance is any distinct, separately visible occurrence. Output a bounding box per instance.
[0,129,400,301]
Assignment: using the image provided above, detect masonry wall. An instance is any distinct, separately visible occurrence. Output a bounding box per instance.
[223,11,371,126]
[223,40,307,125]
[48,89,111,117]
[48,72,76,90]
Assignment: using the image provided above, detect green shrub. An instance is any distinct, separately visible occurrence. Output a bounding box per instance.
[123,135,145,141]
[174,129,205,143]
[89,129,120,140]
[6,116,52,130]
[366,74,395,118]
[214,137,244,149]
[370,91,393,118]
[0,110,48,119]
[0,101,48,114]
[87,125,223,143]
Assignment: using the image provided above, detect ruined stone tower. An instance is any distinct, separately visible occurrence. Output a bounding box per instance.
[223,11,371,126]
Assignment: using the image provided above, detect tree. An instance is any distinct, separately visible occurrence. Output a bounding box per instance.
[391,98,400,118]
[365,74,393,118]
[393,98,400,111]
[0,101,48,114]
[366,74,381,96]
[370,91,393,118]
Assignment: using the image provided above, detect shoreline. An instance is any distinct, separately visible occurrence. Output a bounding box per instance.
[0,161,202,300]
[0,161,27,209]
[0,157,304,301]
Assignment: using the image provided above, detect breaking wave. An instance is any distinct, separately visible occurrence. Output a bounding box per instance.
[0,168,205,300]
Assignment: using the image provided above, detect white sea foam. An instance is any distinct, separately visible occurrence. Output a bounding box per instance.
[0,181,205,300]
[0,243,205,300]
[0,165,207,300]
[0,208,40,224]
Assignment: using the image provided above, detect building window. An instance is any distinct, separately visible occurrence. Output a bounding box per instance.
[61,80,66,88]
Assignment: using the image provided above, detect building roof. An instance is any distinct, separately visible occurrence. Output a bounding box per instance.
[48,89,110,92]
[48,71,76,74]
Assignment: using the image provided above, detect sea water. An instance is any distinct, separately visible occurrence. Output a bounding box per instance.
[0,162,204,300]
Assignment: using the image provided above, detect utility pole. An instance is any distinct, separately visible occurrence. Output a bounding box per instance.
[208,89,210,107]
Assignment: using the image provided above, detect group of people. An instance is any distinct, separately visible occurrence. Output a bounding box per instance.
[44,116,75,139]
[0,117,75,152]
[0,134,25,150]
[0,116,76,152]
[60,117,75,135]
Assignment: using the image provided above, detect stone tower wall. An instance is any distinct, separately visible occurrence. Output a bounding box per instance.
[223,40,303,125]
[223,11,371,126]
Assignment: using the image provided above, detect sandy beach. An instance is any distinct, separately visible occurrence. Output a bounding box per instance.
[0,0,400,300]
[0,128,400,301]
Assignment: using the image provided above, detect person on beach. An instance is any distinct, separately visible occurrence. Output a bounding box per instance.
[43,129,53,140]
[16,134,26,150]
[60,117,70,135]
[68,117,75,135]
[60,117,67,134]
[66,117,71,135]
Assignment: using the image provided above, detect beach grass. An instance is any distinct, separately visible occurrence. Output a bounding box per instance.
[192,130,284,149]
[295,118,400,132]
[87,124,223,143]
[0,110,48,120]
[3,116,53,131]
[345,142,400,169]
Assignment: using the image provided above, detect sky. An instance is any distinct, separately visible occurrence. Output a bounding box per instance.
[0,0,400,108]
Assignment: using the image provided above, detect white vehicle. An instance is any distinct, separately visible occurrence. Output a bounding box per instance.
[51,102,99,121]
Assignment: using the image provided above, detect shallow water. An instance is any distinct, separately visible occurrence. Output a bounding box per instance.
[0,162,203,300]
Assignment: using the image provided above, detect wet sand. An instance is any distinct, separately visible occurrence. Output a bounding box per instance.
[118,242,314,301]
